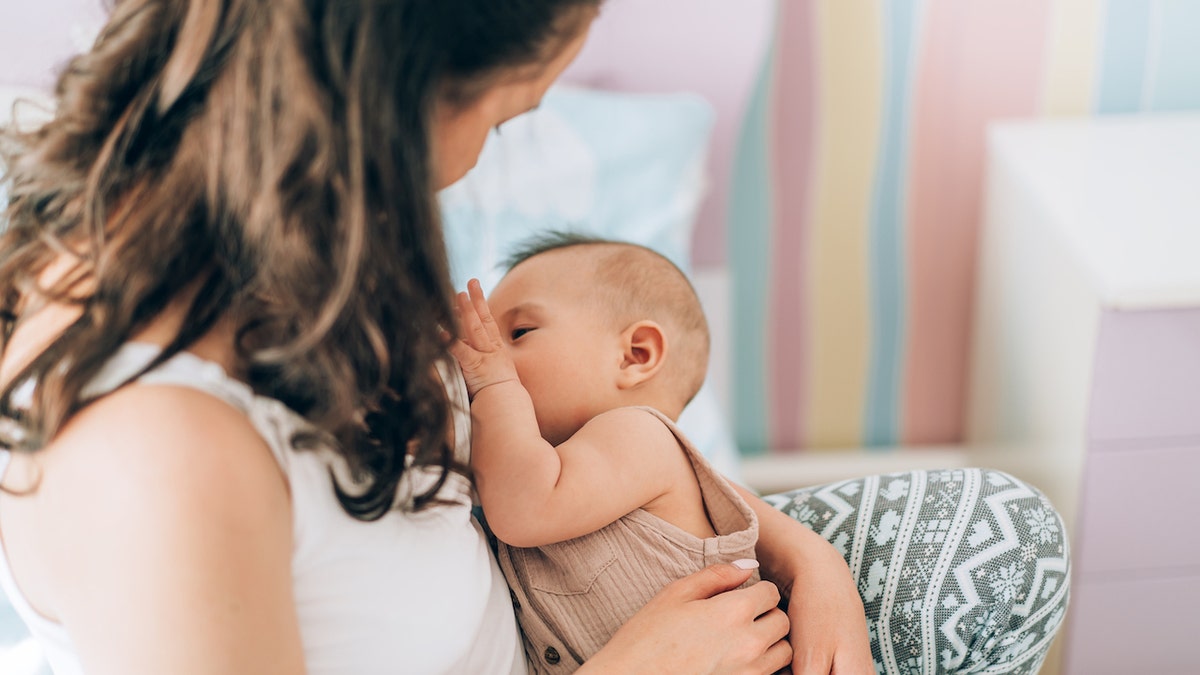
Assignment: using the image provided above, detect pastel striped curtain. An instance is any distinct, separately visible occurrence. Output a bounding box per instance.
[730,0,1200,455]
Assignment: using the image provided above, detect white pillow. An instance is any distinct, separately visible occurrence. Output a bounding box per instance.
[0,86,55,213]
[439,85,742,478]
[0,85,53,129]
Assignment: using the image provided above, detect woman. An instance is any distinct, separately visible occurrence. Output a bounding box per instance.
[0,0,872,672]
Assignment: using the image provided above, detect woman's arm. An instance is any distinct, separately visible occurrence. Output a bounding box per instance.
[36,385,305,675]
[734,484,874,675]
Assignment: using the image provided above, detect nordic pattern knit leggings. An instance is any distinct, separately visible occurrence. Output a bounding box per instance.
[764,468,1070,675]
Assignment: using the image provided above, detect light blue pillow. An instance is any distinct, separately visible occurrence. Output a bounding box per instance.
[439,85,742,479]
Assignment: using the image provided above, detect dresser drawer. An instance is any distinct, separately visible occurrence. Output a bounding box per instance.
[1064,573,1200,675]
[1074,443,1200,574]
[1087,308,1200,442]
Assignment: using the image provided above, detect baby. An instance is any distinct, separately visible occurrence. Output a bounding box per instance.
[449,232,760,673]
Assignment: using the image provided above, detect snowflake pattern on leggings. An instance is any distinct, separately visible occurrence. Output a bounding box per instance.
[764,469,1070,674]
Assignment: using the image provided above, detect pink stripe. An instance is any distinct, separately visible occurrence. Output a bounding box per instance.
[767,1,817,451]
[904,1,1050,443]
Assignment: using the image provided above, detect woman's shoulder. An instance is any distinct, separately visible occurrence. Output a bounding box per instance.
[64,382,286,536]
[0,378,294,631]
[44,381,288,502]
[9,382,302,670]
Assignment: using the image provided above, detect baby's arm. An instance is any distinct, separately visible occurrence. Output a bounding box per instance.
[448,280,683,548]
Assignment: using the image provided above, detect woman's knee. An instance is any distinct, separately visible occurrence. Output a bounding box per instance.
[764,468,1071,673]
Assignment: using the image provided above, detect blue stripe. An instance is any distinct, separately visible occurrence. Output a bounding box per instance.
[729,41,775,457]
[1095,0,1153,113]
[864,0,919,447]
[1145,0,1200,111]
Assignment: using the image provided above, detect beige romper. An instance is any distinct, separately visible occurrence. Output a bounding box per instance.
[495,406,760,673]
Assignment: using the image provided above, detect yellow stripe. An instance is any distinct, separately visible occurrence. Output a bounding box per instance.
[804,0,883,448]
[1042,0,1103,116]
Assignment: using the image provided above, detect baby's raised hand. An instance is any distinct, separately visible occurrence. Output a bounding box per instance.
[448,279,520,400]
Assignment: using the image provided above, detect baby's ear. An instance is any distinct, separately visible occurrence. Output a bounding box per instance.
[617,321,667,389]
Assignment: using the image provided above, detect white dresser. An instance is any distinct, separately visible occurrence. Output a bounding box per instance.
[968,113,1200,675]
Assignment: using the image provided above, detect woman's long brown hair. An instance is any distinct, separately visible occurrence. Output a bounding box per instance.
[0,0,599,519]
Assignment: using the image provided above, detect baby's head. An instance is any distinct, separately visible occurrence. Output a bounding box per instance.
[487,232,709,445]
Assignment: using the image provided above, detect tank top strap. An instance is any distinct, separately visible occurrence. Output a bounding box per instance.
[3,344,471,498]
[105,345,475,489]
[83,343,300,469]
[100,344,250,400]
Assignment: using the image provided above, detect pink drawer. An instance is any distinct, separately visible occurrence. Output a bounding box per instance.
[1063,573,1200,675]
[1074,444,1200,574]
[1087,308,1200,442]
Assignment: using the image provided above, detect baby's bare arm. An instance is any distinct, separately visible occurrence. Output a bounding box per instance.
[448,281,682,548]
[475,404,686,546]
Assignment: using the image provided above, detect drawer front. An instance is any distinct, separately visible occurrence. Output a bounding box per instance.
[1088,308,1200,442]
[1064,573,1200,675]
[1074,444,1200,574]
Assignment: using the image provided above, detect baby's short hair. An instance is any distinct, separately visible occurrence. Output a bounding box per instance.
[505,231,710,406]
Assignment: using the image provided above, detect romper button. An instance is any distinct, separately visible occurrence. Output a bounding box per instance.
[543,646,561,665]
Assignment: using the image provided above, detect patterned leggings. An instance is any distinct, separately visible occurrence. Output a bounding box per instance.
[764,468,1070,675]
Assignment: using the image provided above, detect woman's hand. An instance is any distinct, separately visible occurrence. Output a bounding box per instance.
[780,543,873,674]
[581,561,793,674]
[736,486,874,674]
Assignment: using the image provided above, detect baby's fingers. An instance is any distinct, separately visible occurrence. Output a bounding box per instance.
[446,332,476,366]
[466,279,503,346]
[454,290,491,350]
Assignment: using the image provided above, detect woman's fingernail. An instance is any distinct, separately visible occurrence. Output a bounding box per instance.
[732,558,759,570]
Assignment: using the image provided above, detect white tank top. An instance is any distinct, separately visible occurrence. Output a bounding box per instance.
[0,343,525,674]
